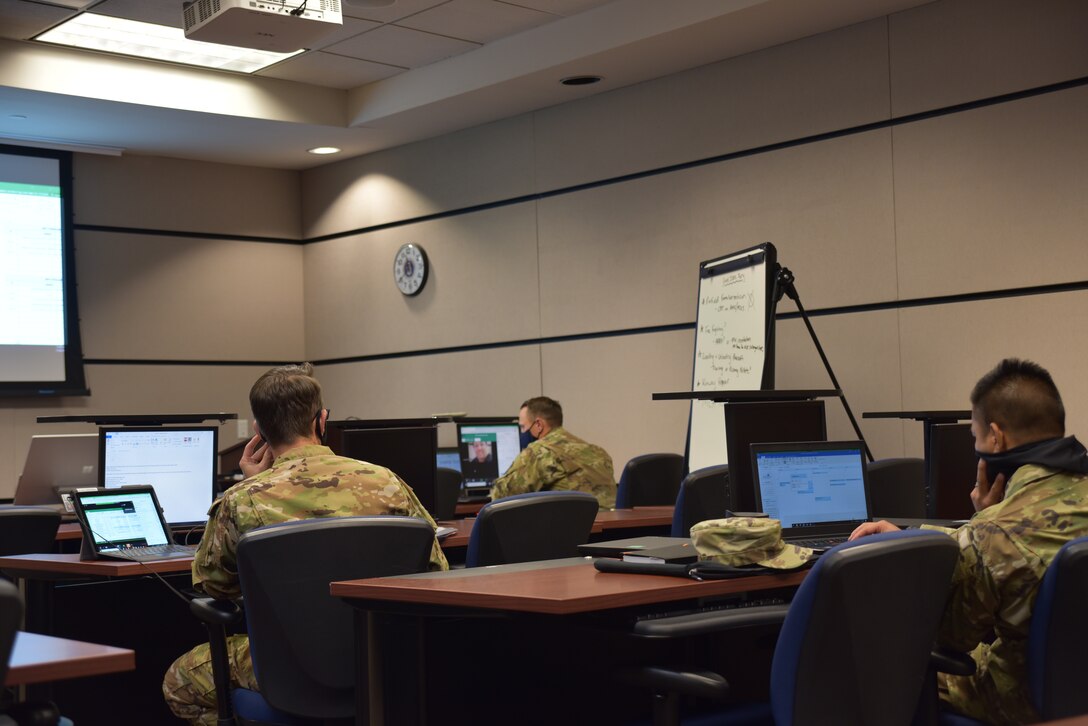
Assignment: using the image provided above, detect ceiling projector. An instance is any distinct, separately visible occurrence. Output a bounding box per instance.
[183,0,343,53]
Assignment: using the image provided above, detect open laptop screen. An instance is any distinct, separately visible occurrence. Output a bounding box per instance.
[76,488,171,551]
[751,441,869,529]
[99,426,217,525]
[457,423,520,489]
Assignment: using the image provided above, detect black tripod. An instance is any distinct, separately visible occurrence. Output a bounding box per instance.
[771,265,874,462]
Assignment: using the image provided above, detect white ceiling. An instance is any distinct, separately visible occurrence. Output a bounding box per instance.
[0,0,932,170]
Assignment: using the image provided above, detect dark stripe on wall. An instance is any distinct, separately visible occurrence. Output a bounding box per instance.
[74,224,302,245]
[84,280,1088,367]
[71,76,1088,246]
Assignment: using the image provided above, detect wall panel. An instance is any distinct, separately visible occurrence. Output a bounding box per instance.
[536,129,897,338]
[77,232,305,361]
[300,115,535,238]
[889,0,1088,116]
[894,87,1088,299]
[75,154,301,238]
[533,18,892,192]
[304,203,540,361]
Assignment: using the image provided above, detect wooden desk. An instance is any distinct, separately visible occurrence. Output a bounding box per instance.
[0,553,194,578]
[333,557,806,725]
[55,523,82,542]
[595,505,674,532]
[5,632,135,686]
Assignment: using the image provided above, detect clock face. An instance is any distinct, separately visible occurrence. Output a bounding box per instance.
[393,243,428,296]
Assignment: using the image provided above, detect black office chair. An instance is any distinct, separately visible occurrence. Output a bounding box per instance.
[433,467,462,520]
[616,454,686,509]
[624,529,960,726]
[465,491,599,567]
[866,458,926,519]
[670,465,730,537]
[0,579,68,726]
[190,516,437,726]
[0,506,62,556]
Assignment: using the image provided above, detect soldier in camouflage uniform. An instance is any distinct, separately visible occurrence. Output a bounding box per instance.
[850,359,1088,725]
[490,396,617,509]
[162,363,448,725]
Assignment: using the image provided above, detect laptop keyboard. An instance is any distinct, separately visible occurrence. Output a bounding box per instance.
[106,543,198,561]
[790,536,847,550]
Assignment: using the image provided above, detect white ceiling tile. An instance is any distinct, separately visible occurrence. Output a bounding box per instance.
[303,15,382,50]
[257,50,404,89]
[341,0,450,24]
[497,0,610,17]
[397,0,554,44]
[325,23,478,67]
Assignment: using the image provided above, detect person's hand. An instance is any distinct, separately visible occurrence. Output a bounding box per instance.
[848,520,901,541]
[970,458,1007,512]
[239,434,273,479]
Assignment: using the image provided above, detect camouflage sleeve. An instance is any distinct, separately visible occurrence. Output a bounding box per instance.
[192,494,243,600]
[935,521,1001,653]
[491,446,549,500]
[390,473,449,572]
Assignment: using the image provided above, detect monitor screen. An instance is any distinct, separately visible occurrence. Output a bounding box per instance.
[457,422,520,489]
[99,426,217,525]
[0,145,87,396]
[77,488,171,550]
[436,447,461,473]
[752,443,868,528]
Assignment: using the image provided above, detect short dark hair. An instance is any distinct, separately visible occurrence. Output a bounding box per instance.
[522,396,563,427]
[970,358,1064,440]
[250,363,324,447]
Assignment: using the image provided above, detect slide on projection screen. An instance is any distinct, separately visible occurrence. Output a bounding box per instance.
[0,145,87,396]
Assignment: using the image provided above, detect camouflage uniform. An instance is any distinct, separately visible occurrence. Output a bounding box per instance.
[928,464,1088,725]
[163,444,448,725]
[490,427,617,509]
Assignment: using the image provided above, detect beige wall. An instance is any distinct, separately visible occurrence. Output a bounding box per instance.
[301,0,1088,476]
[4,0,1086,497]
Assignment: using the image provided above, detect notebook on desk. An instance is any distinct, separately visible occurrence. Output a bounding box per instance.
[750,440,871,551]
[72,486,198,562]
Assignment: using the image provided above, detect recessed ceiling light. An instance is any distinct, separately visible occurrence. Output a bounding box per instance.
[560,75,602,86]
[307,146,342,155]
[35,13,302,73]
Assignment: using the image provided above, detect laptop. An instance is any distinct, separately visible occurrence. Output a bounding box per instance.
[750,440,871,551]
[72,486,198,562]
[14,434,98,516]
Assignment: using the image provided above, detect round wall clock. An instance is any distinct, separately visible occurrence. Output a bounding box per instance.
[393,243,429,296]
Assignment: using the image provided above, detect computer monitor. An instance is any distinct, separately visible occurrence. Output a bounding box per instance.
[98,426,218,526]
[436,447,461,473]
[14,433,98,507]
[331,420,438,515]
[457,422,521,490]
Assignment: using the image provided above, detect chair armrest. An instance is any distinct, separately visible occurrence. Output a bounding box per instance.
[930,646,976,676]
[618,666,731,701]
[633,604,790,638]
[189,597,243,627]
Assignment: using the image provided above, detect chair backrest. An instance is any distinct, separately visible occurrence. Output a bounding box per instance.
[465,491,599,568]
[770,529,960,726]
[237,516,436,719]
[433,467,463,520]
[616,453,685,509]
[865,458,926,519]
[0,506,62,557]
[1028,535,1088,720]
[0,578,22,689]
[671,465,730,537]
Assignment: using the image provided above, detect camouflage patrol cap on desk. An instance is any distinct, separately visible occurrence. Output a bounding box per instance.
[690,517,815,570]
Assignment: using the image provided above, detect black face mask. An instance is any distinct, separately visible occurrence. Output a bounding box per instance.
[976,449,1024,486]
[314,408,329,446]
[976,436,1088,484]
